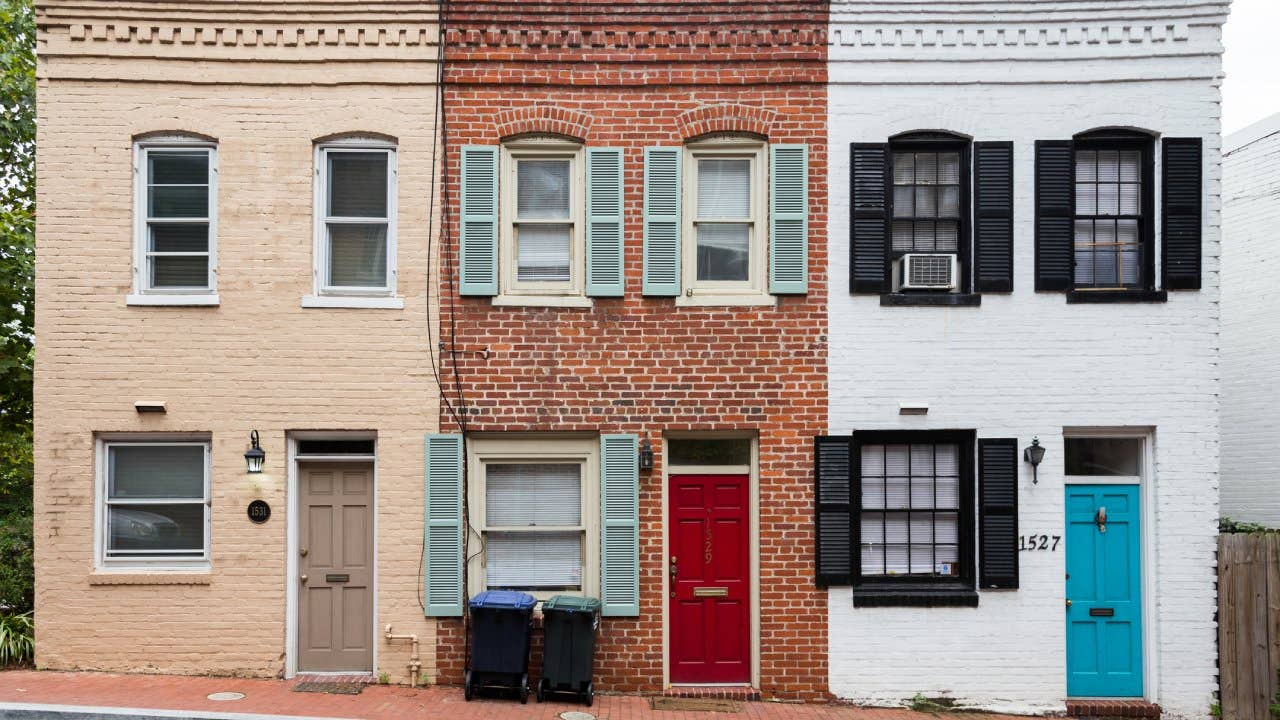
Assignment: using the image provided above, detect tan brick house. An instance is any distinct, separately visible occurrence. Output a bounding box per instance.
[33,1,440,683]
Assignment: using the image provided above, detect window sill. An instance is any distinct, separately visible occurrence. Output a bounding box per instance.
[89,572,212,585]
[126,294,219,307]
[1066,289,1168,304]
[301,295,404,309]
[675,293,777,308]
[852,585,979,608]
[880,293,981,307]
[491,295,594,308]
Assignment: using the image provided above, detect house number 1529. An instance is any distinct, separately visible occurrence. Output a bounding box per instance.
[1019,534,1061,551]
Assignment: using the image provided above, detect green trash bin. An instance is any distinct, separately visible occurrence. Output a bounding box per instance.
[538,595,601,706]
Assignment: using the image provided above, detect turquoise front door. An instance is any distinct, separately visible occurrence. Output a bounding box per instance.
[1065,485,1143,697]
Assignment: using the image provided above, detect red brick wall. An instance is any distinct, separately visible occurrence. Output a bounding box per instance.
[437,1,828,700]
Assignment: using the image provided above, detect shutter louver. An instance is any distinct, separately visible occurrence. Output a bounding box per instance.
[642,147,681,296]
[974,142,1015,292]
[978,438,1019,590]
[814,436,853,586]
[850,144,890,293]
[1162,137,1203,290]
[587,148,625,297]
[600,434,639,616]
[769,144,809,294]
[1034,140,1074,291]
[460,146,498,296]
[424,434,464,616]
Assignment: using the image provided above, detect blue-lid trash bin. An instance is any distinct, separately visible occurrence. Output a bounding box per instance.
[537,595,601,706]
[465,591,537,703]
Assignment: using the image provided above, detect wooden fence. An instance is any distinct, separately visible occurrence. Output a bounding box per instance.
[1219,533,1280,720]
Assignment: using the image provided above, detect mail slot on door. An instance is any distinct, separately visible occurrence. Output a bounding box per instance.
[692,587,728,597]
[325,574,350,583]
[1089,607,1115,617]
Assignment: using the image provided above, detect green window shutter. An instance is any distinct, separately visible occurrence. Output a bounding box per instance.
[460,146,498,296]
[642,147,681,296]
[586,148,625,297]
[769,144,809,294]
[600,434,639,616]
[424,433,463,616]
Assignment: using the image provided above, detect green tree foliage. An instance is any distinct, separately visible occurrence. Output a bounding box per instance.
[0,0,35,614]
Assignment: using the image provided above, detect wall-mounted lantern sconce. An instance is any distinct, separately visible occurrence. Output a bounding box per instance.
[1023,436,1045,484]
[638,437,654,472]
[244,430,266,474]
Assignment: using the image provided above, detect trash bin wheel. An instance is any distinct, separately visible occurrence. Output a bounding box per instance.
[585,681,594,707]
[519,673,530,704]
[463,671,473,702]
[536,678,548,703]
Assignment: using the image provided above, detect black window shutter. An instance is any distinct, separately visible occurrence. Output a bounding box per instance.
[1162,137,1203,290]
[814,436,852,586]
[978,438,1019,589]
[1034,140,1073,291]
[974,141,1014,292]
[850,143,890,294]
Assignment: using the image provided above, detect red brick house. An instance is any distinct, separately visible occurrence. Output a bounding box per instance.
[422,1,830,700]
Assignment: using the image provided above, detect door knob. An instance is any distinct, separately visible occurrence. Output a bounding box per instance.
[300,548,308,557]
[300,574,308,585]
[669,556,678,581]
[1095,506,1107,534]
[1065,599,1072,608]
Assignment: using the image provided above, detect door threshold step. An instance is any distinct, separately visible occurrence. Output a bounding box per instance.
[663,686,761,701]
[1066,699,1161,718]
[292,672,376,685]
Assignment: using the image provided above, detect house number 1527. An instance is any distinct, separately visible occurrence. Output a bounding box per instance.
[1019,534,1061,551]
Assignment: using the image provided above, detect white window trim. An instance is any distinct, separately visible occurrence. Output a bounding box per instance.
[466,436,599,601]
[311,138,399,301]
[499,139,588,305]
[94,437,212,571]
[678,138,771,307]
[130,137,218,303]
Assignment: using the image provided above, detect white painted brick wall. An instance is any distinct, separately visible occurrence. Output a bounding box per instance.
[827,3,1225,718]
[1220,115,1280,527]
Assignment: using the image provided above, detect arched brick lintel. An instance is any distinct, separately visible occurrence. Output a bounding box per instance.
[495,106,593,142]
[676,104,778,141]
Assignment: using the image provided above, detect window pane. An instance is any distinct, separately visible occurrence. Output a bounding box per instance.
[696,223,750,282]
[698,158,751,218]
[328,151,388,218]
[1121,250,1140,285]
[914,186,937,217]
[107,504,205,555]
[327,223,388,287]
[149,151,208,185]
[667,438,751,466]
[486,531,582,589]
[1120,183,1140,215]
[149,185,208,218]
[935,476,959,509]
[914,153,937,184]
[1097,183,1119,215]
[296,439,376,455]
[485,463,581,527]
[893,153,915,184]
[935,444,958,476]
[517,159,571,220]
[152,256,209,288]
[1120,151,1141,182]
[892,187,914,218]
[892,221,915,251]
[913,220,936,250]
[1075,249,1095,286]
[938,153,960,184]
[1065,437,1143,476]
[516,223,572,282]
[109,445,204,499]
[935,221,958,252]
[150,223,208,253]
[1076,183,1097,215]
[939,186,960,218]
[1075,151,1097,182]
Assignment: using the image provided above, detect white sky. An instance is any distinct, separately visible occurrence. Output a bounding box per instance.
[1221,0,1280,135]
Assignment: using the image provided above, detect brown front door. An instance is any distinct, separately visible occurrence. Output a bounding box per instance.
[299,462,374,672]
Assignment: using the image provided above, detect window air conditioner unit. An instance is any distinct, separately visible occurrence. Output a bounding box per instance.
[899,253,959,291]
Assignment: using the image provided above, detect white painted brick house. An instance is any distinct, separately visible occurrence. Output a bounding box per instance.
[821,2,1226,718]
[1221,113,1280,528]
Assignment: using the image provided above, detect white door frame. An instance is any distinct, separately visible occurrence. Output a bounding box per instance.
[660,431,760,689]
[284,431,379,678]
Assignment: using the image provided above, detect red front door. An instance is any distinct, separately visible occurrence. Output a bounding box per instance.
[669,474,750,684]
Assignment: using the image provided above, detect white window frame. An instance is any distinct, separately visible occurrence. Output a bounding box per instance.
[128,137,219,306]
[306,138,399,307]
[94,437,212,571]
[466,436,599,601]
[497,139,589,307]
[679,137,771,306]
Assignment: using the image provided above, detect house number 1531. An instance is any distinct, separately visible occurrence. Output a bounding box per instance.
[1019,534,1061,551]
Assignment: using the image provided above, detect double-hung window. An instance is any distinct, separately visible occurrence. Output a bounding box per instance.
[467,437,598,599]
[1073,139,1152,290]
[98,440,210,568]
[311,140,398,303]
[887,135,969,293]
[682,139,767,301]
[500,140,585,301]
[131,140,217,302]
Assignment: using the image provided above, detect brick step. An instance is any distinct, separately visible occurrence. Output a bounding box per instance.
[662,685,761,702]
[292,672,377,686]
[1066,699,1161,718]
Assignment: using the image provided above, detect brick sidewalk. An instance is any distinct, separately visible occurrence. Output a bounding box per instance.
[0,671,1030,720]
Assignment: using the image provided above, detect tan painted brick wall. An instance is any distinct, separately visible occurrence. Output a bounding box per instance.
[34,2,441,683]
